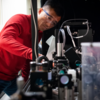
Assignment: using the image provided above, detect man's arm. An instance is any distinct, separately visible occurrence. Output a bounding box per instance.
[0,23,32,60]
[21,59,30,82]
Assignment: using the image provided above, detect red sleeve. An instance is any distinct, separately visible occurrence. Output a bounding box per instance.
[21,59,30,82]
[0,23,32,60]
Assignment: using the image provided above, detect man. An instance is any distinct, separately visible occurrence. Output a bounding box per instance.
[0,0,64,96]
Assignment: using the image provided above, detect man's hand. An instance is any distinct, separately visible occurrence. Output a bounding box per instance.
[38,53,43,57]
[38,53,44,71]
[38,53,54,67]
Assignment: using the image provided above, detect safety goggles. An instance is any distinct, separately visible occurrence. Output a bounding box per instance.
[43,9,57,26]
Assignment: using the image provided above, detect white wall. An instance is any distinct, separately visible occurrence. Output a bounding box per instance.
[26,0,41,14]
[0,0,3,30]
[0,0,41,31]
[2,0,27,27]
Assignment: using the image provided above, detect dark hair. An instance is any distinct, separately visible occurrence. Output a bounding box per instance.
[43,0,65,20]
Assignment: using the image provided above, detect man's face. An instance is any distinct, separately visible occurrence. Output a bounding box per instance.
[38,7,61,31]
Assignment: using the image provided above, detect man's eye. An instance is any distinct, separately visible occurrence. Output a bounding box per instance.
[48,16,52,21]
[52,22,56,26]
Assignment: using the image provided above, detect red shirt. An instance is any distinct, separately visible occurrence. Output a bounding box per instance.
[0,14,43,81]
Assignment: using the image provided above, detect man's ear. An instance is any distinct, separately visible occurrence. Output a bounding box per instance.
[38,8,43,14]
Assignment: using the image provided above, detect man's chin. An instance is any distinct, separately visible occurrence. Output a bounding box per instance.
[40,28,47,31]
[40,27,51,31]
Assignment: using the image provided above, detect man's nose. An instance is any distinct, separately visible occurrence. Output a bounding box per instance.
[46,22,51,27]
